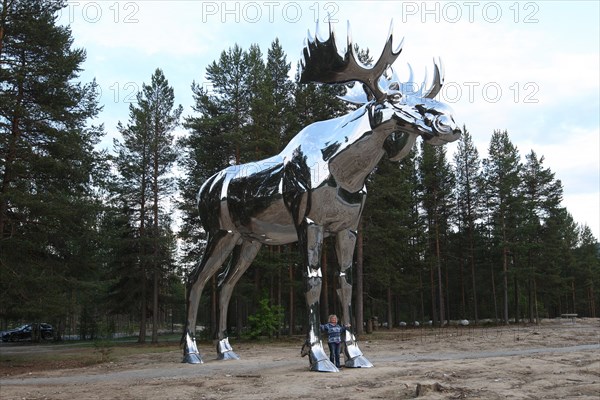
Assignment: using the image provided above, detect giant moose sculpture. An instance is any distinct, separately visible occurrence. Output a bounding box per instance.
[182,21,462,372]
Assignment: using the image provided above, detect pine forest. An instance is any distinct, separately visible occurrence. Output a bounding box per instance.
[1,1,598,342]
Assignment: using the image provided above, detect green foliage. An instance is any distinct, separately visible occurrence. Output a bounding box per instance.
[0,0,107,328]
[247,295,284,339]
[109,68,182,342]
[93,339,114,363]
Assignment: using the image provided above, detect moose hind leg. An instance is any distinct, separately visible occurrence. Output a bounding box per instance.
[335,229,373,368]
[216,240,261,360]
[183,230,240,364]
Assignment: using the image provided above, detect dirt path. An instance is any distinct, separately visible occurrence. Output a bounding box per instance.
[1,319,599,399]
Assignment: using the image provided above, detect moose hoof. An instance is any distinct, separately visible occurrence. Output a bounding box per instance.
[343,333,373,368]
[345,354,373,368]
[218,351,240,360]
[306,341,339,372]
[183,352,203,364]
[182,331,203,364]
[311,358,339,373]
[216,337,240,360]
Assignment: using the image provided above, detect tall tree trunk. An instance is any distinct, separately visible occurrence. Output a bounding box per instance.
[288,248,295,336]
[588,285,596,318]
[502,246,509,325]
[571,280,576,314]
[528,277,534,323]
[534,278,539,324]
[460,257,466,318]
[386,287,393,329]
[139,277,147,343]
[151,157,160,343]
[0,51,23,237]
[355,222,364,334]
[419,271,425,323]
[0,0,9,58]
[437,217,445,324]
[152,268,159,343]
[430,259,438,326]
[138,140,149,343]
[277,247,282,307]
[512,252,518,323]
[321,244,329,318]
[490,260,499,323]
[469,228,478,323]
[445,261,451,323]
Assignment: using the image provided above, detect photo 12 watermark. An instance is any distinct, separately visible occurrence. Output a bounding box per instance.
[437,81,540,104]
[92,81,141,104]
[59,1,140,24]
[399,1,540,24]
[199,1,340,23]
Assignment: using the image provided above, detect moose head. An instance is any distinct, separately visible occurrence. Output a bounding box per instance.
[300,21,461,147]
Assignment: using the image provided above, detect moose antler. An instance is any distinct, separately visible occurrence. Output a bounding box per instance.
[420,59,443,99]
[300,20,403,103]
[300,21,445,102]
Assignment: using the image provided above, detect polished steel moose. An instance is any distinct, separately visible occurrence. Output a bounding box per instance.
[182,22,462,372]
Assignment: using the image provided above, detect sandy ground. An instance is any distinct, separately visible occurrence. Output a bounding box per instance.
[1,318,598,400]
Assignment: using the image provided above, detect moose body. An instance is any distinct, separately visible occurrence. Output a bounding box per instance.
[199,105,384,243]
[182,22,462,372]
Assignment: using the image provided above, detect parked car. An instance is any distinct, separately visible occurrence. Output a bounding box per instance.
[1,323,53,342]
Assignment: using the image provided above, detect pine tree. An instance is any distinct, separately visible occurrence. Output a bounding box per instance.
[363,148,422,327]
[452,127,483,321]
[573,225,599,317]
[178,44,256,269]
[482,130,522,324]
[265,38,295,152]
[291,63,346,137]
[520,150,564,321]
[0,0,105,332]
[112,68,181,342]
[207,44,250,164]
[419,142,455,325]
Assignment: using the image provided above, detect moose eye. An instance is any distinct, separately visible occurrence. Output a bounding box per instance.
[388,93,401,103]
[433,115,452,133]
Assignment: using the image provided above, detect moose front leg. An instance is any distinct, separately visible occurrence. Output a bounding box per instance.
[335,229,373,368]
[300,218,339,372]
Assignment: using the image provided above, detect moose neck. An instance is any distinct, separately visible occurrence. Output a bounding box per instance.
[326,104,409,193]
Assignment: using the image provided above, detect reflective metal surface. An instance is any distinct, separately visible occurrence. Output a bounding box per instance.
[217,337,240,360]
[182,331,202,364]
[343,331,373,368]
[183,21,461,371]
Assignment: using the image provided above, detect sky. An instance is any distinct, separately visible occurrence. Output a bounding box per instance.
[56,0,599,239]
